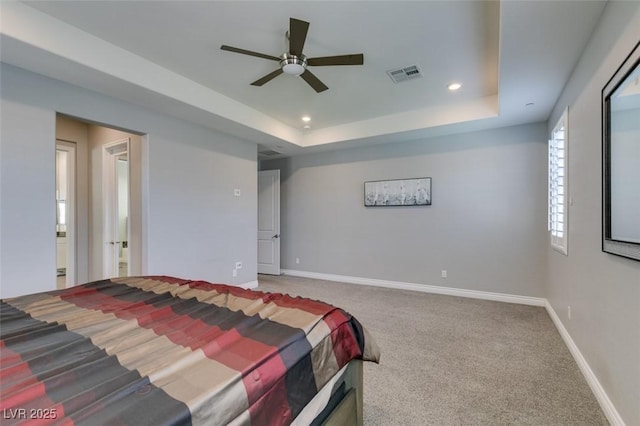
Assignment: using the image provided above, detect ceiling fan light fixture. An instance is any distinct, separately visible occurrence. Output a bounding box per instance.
[281,54,307,76]
[283,63,305,75]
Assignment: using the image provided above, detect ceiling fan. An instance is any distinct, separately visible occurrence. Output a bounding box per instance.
[221,18,364,93]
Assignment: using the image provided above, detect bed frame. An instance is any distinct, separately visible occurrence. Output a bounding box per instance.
[321,360,364,426]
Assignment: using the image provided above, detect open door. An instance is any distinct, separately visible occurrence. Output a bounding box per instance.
[258,170,280,275]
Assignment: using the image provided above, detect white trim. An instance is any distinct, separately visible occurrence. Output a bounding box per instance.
[102,138,130,279]
[140,135,150,275]
[55,140,76,287]
[281,269,545,306]
[544,301,625,426]
[240,280,259,290]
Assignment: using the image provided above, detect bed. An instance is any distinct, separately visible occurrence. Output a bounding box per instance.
[0,276,379,425]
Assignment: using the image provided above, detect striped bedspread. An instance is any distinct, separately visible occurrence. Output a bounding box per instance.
[0,276,379,425]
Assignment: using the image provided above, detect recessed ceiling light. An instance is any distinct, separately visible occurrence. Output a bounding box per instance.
[301,116,311,122]
[448,83,462,91]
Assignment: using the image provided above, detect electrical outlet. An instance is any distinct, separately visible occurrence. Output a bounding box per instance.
[296,258,300,264]
[232,269,237,277]
[234,189,241,197]
[441,270,447,279]
[235,261,243,270]
[567,306,571,320]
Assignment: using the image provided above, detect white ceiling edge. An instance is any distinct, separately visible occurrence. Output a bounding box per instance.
[0,1,506,149]
[0,1,301,144]
[301,95,498,148]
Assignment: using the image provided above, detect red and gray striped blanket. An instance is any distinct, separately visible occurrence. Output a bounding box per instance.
[0,276,379,425]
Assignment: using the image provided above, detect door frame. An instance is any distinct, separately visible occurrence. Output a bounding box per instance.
[56,140,76,287]
[102,138,130,278]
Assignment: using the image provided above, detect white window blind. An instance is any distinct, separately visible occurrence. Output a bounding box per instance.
[549,109,568,255]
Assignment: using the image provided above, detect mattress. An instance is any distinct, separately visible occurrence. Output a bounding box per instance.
[0,276,379,425]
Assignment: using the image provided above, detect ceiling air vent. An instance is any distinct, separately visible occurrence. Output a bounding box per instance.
[387,65,423,83]
[258,150,281,158]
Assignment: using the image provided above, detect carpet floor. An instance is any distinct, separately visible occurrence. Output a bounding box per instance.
[257,274,608,425]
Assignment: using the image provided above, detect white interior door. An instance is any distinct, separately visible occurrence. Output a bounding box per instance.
[258,170,280,275]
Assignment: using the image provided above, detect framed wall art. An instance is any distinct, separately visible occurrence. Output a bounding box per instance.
[364,177,431,207]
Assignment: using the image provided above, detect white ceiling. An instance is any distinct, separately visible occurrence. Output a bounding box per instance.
[0,1,606,157]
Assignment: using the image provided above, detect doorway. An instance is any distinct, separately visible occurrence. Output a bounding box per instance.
[55,114,143,284]
[55,140,76,289]
[103,139,130,278]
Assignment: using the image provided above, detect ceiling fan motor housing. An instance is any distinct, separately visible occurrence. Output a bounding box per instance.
[221,17,363,92]
[281,53,307,75]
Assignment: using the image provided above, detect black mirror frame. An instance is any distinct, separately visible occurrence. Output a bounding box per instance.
[602,41,640,261]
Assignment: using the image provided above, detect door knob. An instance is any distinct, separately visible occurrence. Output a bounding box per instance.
[272,234,279,239]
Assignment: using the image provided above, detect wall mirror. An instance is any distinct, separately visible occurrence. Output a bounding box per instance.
[602,41,640,261]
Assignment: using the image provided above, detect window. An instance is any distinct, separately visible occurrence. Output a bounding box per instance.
[549,109,569,255]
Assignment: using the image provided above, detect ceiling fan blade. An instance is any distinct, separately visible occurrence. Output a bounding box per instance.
[221,45,281,62]
[251,69,284,86]
[289,18,309,56]
[300,69,329,93]
[307,54,364,66]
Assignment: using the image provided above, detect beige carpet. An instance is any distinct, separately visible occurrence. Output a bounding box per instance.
[257,274,608,426]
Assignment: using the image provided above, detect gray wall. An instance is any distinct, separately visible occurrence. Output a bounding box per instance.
[546,2,640,424]
[263,122,548,297]
[0,63,258,297]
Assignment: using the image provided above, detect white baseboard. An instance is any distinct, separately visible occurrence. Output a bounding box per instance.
[239,280,259,290]
[279,268,624,425]
[281,269,545,306]
[544,301,625,426]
